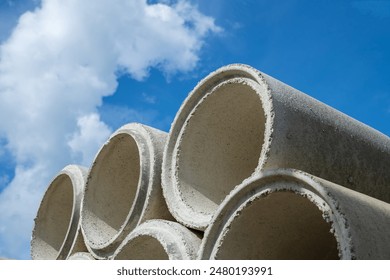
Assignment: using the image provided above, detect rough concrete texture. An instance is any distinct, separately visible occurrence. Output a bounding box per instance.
[67,252,95,260]
[112,219,201,260]
[162,64,390,230]
[81,123,172,259]
[199,169,390,260]
[31,165,88,260]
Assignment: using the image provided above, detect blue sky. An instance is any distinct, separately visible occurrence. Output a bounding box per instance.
[0,0,389,259]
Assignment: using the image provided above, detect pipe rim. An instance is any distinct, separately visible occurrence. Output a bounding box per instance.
[67,252,95,260]
[31,165,86,260]
[112,219,199,260]
[198,169,352,260]
[57,166,86,259]
[162,64,274,230]
[81,123,155,257]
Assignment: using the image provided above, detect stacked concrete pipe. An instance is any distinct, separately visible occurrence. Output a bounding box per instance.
[112,219,201,260]
[30,64,390,260]
[80,123,172,259]
[199,169,390,260]
[161,63,390,231]
[31,165,88,260]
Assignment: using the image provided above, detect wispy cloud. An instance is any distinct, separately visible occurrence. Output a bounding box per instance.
[0,0,220,259]
[67,113,112,166]
[142,92,157,104]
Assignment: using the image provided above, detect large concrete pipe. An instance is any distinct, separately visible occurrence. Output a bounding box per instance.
[31,165,87,260]
[81,123,171,259]
[112,219,201,260]
[162,64,390,230]
[199,169,390,260]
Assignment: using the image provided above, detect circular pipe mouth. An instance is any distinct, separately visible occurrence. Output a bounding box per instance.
[214,191,339,260]
[81,131,141,250]
[200,169,351,260]
[112,220,200,260]
[177,80,265,212]
[31,165,85,260]
[163,65,273,230]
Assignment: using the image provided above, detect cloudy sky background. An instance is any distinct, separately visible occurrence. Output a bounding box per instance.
[0,0,389,259]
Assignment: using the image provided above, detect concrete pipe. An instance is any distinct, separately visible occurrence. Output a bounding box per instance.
[67,252,95,260]
[31,165,87,260]
[162,64,390,230]
[81,123,171,259]
[112,219,201,260]
[199,169,390,260]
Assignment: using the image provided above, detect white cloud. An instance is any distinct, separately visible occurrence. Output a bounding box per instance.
[0,0,220,259]
[0,164,48,259]
[67,113,112,166]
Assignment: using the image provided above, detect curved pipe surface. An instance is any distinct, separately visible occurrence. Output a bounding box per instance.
[199,169,390,260]
[81,123,171,259]
[162,64,390,230]
[31,165,87,260]
[67,252,95,260]
[67,228,88,257]
[112,219,201,260]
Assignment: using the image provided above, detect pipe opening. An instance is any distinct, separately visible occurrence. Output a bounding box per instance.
[32,174,74,259]
[114,235,169,260]
[82,133,140,247]
[214,191,339,259]
[177,81,265,215]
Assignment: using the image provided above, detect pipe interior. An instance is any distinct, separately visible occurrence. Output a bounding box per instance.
[114,235,169,260]
[82,133,140,246]
[177,81,265,214]
[33,174,74,259]
[214,191,339,260]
